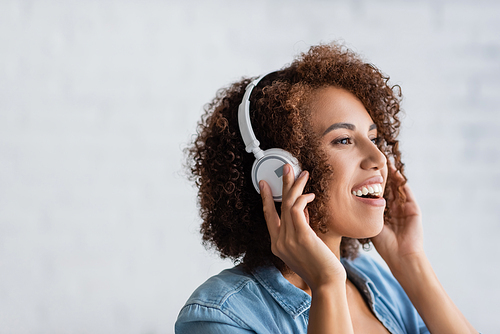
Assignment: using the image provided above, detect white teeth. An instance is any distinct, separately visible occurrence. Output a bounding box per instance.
[352,184,384,197]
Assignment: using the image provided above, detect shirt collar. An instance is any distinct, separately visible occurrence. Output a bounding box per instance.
[342,257,381,302]
[251,257,382,318]
[252,266,311,319]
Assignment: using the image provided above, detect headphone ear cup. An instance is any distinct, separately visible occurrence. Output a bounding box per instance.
[251,148,302,202]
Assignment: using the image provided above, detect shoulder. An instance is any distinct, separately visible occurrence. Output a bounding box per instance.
[175,266,270,333]
[181,265,258,310]
[175,265,309,334]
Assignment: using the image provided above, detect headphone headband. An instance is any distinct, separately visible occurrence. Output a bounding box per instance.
[237,72,276,160]
[237,71,301,201]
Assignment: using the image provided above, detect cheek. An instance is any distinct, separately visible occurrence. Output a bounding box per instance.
[326,177,350,204]
[326,159,352,191]
[333,176,355,203]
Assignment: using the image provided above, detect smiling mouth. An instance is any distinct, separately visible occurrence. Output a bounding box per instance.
[351,184,383,199]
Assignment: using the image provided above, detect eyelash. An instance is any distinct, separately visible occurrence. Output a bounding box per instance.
[333,137,352,145]
[332,137,381,145]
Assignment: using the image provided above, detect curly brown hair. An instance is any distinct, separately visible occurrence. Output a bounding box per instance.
[186,42,406,273]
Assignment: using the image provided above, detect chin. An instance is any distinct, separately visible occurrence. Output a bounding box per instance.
[367,218,385,237]
[365,223,384,238]
[347,218,385,239]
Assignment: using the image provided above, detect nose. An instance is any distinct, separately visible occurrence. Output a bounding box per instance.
[360,139,387,171]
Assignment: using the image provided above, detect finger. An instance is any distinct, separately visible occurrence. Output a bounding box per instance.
[387,158,395,171]
[282,170,309,240]
[280,164,296,239]
[289,193,316,234]
[281,164,295,205]
[388,165,405,186]
[282,170,309,213]
[259,180,281,241]
[387,166,405,204]
[287,170,310,201]
[401,182,417,204]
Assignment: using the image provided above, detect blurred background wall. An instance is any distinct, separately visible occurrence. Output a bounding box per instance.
[1,0,499,332]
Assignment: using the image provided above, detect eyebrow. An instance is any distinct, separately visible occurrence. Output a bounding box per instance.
[322,123,377,136]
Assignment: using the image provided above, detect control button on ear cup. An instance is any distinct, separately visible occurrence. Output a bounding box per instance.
[251,149,301,202]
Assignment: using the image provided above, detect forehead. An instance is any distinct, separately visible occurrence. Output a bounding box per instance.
[309,86,374,134]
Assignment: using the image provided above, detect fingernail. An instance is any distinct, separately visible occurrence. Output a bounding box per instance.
[259,180,264,191]
[283,164,290,175]
[299,171,307,178]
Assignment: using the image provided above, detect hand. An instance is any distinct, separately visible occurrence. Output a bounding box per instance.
[372,166,425,270]
[372,169,478,334]
[260,164,346,291]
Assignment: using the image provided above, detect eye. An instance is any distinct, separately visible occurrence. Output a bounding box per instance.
[371,137,381,145]
[332,137,352,145]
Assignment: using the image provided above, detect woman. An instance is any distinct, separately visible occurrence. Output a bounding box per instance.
[175,43,477,333]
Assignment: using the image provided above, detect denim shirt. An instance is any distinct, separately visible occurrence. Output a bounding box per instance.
[175,253,429,333]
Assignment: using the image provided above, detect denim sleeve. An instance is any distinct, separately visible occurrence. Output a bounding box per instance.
[175,303,256,334]
[419,316,430,334]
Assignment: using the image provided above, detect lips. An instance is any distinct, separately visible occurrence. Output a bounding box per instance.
[351,176,386,206]
[351,176,384,198]
[354,195,386,207]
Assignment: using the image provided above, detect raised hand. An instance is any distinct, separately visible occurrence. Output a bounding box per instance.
[372,169,478,334]
[259,164,346,291]
[371,166,424,270]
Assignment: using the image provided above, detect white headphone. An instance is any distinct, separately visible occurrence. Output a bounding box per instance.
[238,73,302,202]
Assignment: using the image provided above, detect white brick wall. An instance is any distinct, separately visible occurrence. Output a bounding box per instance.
[0,0,498,332]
